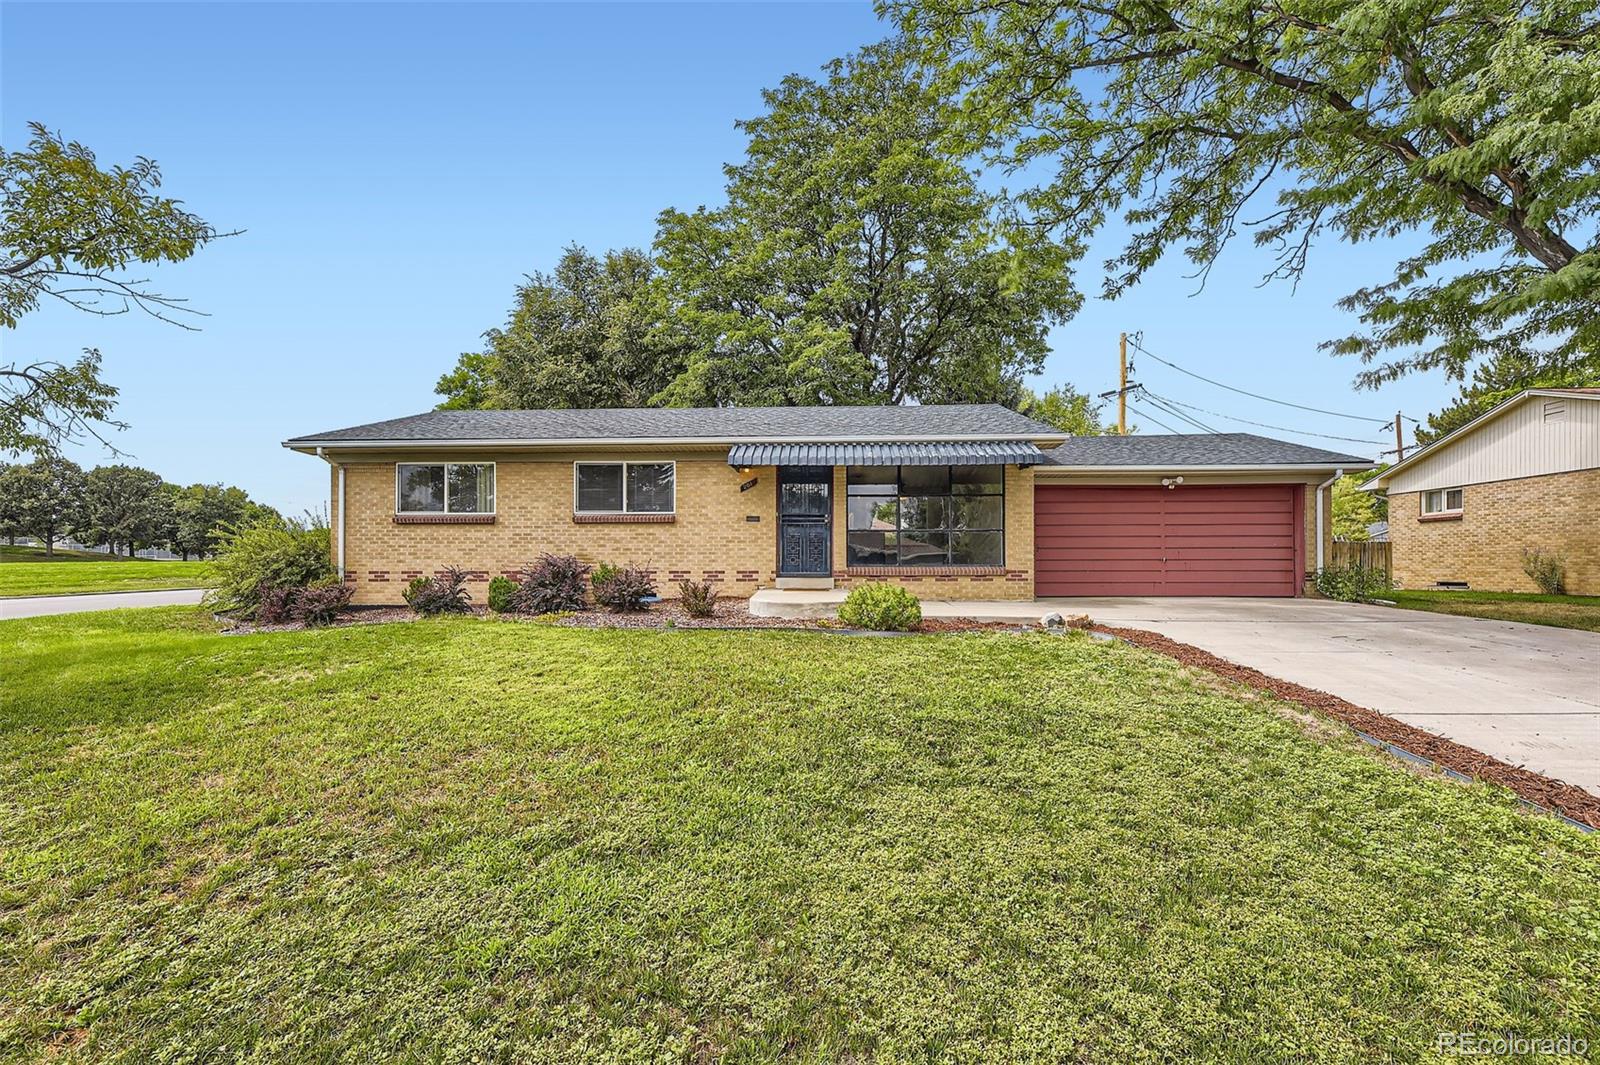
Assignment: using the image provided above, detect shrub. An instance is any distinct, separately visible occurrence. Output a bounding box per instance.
[592,562,656,612]
[1314,564,1395,603]
[206,521,334,618]
[255,583,297,625]
[1521,548,1566,595]
[512,554,590,614]
[291,580,353,627]
[487,575,517,613]
[404,567,473,615]
[678,579,718,618]
[838,583,922,631]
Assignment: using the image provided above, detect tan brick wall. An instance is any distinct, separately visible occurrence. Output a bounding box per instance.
[336,458,779,605]
[828,465,1035,600]
[330,459,1040,605]
[1389,468,1600,594]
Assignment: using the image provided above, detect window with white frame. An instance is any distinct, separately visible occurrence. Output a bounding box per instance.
[1421,487,1463,515]
[396,463,495,514]
[573,462,675,514]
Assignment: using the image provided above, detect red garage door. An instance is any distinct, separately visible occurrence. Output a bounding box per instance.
[1034,484,1303,597]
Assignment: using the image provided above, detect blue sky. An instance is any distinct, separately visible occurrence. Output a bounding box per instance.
[4,2,1451,516]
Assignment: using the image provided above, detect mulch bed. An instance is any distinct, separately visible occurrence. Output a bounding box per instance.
[221,600,1016,636]
[1101,624,1600,831]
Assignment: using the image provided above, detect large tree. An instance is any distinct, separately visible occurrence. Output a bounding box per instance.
[2,123,224,453]
[436,246,687,410]
[80,464,169,556]
[652,40,1078,406]
[5,456,87,556]
[887,0,1599,389]
[167,482,268,560]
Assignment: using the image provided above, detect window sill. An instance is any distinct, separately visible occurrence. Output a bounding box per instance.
[846,564,1005,576]
[572,512,676,524]
[1417,512,1463,523]
[393,513,496,525]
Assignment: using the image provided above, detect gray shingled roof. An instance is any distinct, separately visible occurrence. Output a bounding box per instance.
[1041,432,1372,467]
[286,404,1063,445]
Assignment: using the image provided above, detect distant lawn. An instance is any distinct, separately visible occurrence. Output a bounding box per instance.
[1,609,1595,1061]
[0,544,125,562]
[1387,588,1600,633]
[0,558,210,598]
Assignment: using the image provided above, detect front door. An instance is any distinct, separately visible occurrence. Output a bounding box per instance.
[777,466,832,577]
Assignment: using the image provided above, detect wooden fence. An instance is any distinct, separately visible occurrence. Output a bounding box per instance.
[1330,540,1392,575]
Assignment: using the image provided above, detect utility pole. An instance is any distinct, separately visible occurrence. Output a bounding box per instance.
[1118,332,1128,434]
[1394,411,1405,462]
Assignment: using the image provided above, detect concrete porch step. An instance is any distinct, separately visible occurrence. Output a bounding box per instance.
[748,588,1057,623]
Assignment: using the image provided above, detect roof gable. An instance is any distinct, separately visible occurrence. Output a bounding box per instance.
[1371,389,1600,488]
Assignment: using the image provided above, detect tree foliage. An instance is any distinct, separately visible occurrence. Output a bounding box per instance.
[887,0,1600,388]
[2,456,87,555]
[654,41,1078,406]
[1332,469,1387,541]
[2,123,225,454]
[435,246,688,410]
[80,464,170,556]
[1016,384,1106,435]
[167,483,273,560]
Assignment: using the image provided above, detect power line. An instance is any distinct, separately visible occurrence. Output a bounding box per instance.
[1136,389,1220,433]
[1126,338,1407,425]
[1124,401,1186,435]
[1141,388,1386,446]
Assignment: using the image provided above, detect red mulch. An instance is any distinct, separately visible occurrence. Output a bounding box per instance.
[1101,624,1600,830]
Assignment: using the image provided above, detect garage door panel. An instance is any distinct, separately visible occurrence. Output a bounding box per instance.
[1034,484,1300,597]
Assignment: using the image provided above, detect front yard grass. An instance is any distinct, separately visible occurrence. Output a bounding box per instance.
[2,609,1596,1062]
[1386,588,1600,632]
[0,559,210,598]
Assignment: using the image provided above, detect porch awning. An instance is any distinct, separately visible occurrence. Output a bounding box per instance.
[726,440,1045,468]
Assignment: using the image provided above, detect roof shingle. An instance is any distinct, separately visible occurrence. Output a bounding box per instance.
[286,404,1064,445]
[1041,432,1372,467]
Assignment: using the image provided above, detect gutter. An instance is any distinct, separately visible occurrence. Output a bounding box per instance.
[1314,467,1344,571]
[1033,462,1376,475]
[283,431,1068,450]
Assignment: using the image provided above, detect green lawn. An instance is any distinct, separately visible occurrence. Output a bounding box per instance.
[2,610,1596,1062]
[0,545,121,562]
[0,556,209,598]
[1387,588,1600,632]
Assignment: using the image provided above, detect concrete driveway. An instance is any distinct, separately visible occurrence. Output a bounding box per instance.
[0,588,207,620]
[1043,597,1599,794]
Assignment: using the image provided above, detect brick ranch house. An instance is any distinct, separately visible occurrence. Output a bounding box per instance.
[1366,388,1600,594]
[284,405,1372,605]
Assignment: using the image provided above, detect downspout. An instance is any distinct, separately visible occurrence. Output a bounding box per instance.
[337,463,346,580]
[1314,468,1344,572]
[316,447,346,580]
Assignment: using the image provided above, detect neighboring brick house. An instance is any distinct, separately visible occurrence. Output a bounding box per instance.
[284,406,1368,605]
[1366,389,1600,594]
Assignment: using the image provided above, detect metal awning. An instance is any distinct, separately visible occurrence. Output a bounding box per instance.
[727,440,1045,468]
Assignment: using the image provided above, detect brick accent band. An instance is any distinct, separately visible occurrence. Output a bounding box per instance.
[571,512,676,524]
[392,513,496,525]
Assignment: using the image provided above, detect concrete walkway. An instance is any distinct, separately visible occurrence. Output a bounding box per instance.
[750,590,1600,793]
[0,588,207,619]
